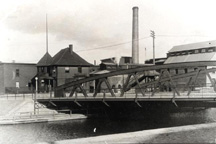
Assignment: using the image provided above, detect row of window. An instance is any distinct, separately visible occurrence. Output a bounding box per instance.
[65,67,82,73]
[16,67,83,78]
[168,47,216,57]
[167,68,199,75]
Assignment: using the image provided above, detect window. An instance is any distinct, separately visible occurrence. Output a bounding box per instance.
[78,67,82,73]
[181,52,187,55]
[175,69,178,74]
[201,49,206,53]
[65,67,70,73]
[188,51,193,55]
[194,50,199,54]
[184,68,188,73]
[16,82,19,88]
[16,69,19,77]
[170,53,175,56]
[208,48,214,52]
[124,57,130,63]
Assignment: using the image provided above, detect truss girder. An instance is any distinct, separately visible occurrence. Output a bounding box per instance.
[56,61,216,90]
[93,78,115,97]
[140,68,216,89]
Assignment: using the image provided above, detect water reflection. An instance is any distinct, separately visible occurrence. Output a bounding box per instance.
[0,108,216,144]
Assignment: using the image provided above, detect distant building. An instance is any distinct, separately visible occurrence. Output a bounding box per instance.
[36,52,53,93]
[0,62,37,94]
[50,45,92,87]
[164,40,216,89]
[145,58,166,65]
[36,44,93,96]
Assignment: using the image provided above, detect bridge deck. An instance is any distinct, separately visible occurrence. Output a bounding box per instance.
[37,92,216,102]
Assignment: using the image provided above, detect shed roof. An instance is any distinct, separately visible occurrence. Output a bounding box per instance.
[169,40,216,53]
[165,52,216,64]
[37,52,52,66]
[50,47,92,66]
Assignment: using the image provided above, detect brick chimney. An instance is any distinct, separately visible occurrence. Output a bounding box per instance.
[69,44,73,54]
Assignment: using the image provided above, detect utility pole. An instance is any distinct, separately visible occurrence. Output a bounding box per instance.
[150,30,155,65]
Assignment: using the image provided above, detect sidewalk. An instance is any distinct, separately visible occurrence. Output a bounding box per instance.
[0,99,87,125]
[0,113,87,125]
[38,122,216,144]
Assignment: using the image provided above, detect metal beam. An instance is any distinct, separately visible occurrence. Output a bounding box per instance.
[121,74,132,96]
[62,89,66,97]
[141,68,216,89]
[187,68,201,96]
[205,69,214,86]
[132,74,145,96]
[79,85,88,97]
[93,80,103,97]
[103,78,116,97]
[56,62,216,90]
[152,70,164,96]
[127,74,146,91]
[69,86,78,97]
[164,70,180,96]
[184,77,193,91]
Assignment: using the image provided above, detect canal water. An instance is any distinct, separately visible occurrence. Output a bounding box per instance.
[1,108,216,144]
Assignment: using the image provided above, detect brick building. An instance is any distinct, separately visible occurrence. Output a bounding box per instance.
[0,62,37,94]
[36,44,93,96]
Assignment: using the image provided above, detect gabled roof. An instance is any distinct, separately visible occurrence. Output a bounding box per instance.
[164,52,216,64]
[37,52,52,66]
[50,47,92,66]
[169,40,216,53]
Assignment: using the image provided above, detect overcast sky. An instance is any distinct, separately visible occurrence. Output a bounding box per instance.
[1,0,216,64]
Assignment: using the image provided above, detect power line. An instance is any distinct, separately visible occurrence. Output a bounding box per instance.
[75,36,150,52]
[156,34,213,37]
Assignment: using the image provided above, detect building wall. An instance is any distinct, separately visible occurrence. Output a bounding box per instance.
[0,65,4,94]
[57,66,90,86]
[2,63,37,94]
[166,67,207,90]
[207,66,216,86]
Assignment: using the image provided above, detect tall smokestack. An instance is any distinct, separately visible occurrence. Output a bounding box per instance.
[132,6,139,64]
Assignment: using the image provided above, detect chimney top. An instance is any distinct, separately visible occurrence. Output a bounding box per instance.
[69,44,73,54]
[133,6,139,9]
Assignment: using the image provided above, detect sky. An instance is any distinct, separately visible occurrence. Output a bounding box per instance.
[1,0,216,64]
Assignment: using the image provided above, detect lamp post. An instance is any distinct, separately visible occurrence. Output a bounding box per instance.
[34,77,38,115]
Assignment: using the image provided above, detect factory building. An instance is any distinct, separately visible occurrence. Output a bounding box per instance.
[165,40,216,89]
[0,62,37,94]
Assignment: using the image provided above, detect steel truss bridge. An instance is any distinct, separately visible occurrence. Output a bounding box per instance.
[37,61,216,111]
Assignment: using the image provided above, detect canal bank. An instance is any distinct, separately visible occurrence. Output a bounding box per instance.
[0,99,87,125]
[39,122,216,144]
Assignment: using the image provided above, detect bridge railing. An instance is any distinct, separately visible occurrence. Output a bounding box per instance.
[36,83,216,100]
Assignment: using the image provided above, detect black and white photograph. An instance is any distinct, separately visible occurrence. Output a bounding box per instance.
[1,0,216,143]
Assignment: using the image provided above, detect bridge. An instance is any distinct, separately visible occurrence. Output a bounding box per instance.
[37,61,216,113]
